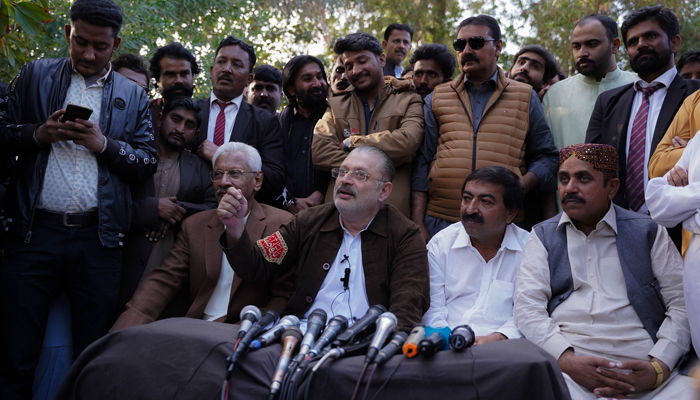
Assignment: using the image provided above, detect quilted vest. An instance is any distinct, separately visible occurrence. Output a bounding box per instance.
[427,69,532,222]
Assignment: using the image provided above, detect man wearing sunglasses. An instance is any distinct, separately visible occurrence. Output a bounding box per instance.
[113,142,293,331]
[412,15,559,242]
[219,145,430,333]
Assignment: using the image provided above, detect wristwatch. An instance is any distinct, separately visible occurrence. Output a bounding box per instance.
[650,360,664,389]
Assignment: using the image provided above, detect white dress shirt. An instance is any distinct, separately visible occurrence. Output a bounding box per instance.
[206,91,244,144]
[300,215,371,332]
[421,222,528,339]
[514,204,689,371]
[647,133,700,360]
[625,67,677,213]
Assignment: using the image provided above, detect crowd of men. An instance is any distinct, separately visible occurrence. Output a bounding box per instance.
[2,0,700,399]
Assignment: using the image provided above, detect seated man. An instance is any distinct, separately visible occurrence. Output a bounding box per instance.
[514,143,692,399]
[112,142,293,330]
[218,146,429,332]
[422,166,527,344]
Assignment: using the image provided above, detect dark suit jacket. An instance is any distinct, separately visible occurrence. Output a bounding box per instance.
[120,150,218,305]
[112,200,294,330]
[585,73,700,208]
[188,98,286,207]
[383,58,398,78]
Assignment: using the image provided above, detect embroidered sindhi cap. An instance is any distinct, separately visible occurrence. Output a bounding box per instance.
[559,143,617,173]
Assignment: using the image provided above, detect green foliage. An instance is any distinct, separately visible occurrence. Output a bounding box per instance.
[0,0,52,73]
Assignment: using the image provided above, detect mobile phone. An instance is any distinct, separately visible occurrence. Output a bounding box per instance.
[62,103,93,122]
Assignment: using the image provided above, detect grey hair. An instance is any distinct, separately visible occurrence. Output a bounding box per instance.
[212,142,262,172]
[351,146,395,182]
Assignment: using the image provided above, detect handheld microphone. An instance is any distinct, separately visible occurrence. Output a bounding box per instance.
[251,315,300,349]
[296,309,327,361]
[307,315,348,358]
[374,331,408,366]
[269,327,303,398]
[364,312,397,364]
[402,324,425,357]
[449,325,475,351]
[238,305,262,339]
[418,331,446,357]
[228,310,279,372]
[332,304,388,347]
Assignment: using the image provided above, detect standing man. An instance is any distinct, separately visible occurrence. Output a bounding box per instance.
[382,23,413,78]
[0,1,156,397]
[247,64,283,114]
[188,36,285,208]
[312,32,424,217]
[120,97,217,304]
[329,54,351,94]
[422,166,527,344]
[408,43,456,99]
[278,55,330,214]
[515,144,692,399]
[543,14,637,150]
[149,42,199,134]
[412,15,558,241]
[509,45,558,93]
[585,5,700,213]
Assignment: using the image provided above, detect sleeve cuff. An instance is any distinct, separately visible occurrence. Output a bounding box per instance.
[648,338,685,370]
[542,333,573,360]
[496,327,521,340]
[98,135,108,154]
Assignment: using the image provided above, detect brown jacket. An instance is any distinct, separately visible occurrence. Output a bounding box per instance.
[221,203,430,333]
[427,70,532,222]
[112,200,294,331]
[312,77,424,217]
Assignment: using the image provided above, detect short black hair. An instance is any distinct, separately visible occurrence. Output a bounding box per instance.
[282,55,327,105]
[463,166,523,211]
[677,49,700,71]
[512,45,558,83]
[409,43,457,80]
[149,42,200,82]
[384,23,414,41]
[400,65,413,77]
[334,32,383,57]
[214,36,257,72]
[112,53,149,89]
[252,65,283,88]
[621,5,679,47]
[70,0,123,37]
[456,15,501,41]
[162,96,202,129]
[576,14,619,43]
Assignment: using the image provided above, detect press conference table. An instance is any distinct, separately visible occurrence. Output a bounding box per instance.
[55,318,571,400]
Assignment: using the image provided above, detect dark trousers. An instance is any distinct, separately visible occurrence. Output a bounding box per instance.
[0,221,122,399]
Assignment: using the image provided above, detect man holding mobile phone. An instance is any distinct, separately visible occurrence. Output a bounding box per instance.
[0,1,156,398]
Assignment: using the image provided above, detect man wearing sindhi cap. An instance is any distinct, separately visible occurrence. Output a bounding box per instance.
[514,143,692,399]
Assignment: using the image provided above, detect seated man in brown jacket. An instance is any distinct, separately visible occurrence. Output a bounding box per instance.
[218,146,430,333]
[112,142,293,330]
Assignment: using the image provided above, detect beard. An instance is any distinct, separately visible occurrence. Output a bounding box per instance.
[296,86,328,110]
[630,47,672,76]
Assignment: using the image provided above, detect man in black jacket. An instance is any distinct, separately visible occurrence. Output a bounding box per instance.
[187,36,285,207]
[0,1,156,398]
[277,55,330,213]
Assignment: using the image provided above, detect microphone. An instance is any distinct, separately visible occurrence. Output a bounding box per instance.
[238,305,262,339]
[251,315,300,349]
[332,304,388,347]
[364,312,397,364]
[295,309,327,362]
[449,325,475,351]
[402,324,425,358]
[227,310,279,372]
[418,331,446,357]
[307,315,348,358]
[269,327,303,399]
[374,331,408,366]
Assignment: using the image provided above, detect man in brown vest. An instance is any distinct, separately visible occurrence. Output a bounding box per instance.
[411,15,558,242]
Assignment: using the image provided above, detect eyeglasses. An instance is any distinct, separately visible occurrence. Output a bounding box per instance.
[210,169,256,182]
[331,168,384,182]
[453,36,496,52]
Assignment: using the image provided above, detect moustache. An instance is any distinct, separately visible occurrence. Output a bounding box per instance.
[461,54,480,65]
[217,74,233,82]
[256,98,272,105]
[336,183,356,198]
[561,193,586,204]
[576,58,595,68]
[167,131,185,141]
[351,72,370,83]
[416,84,432,94]
[461,212,484,224]
[215,188,230,199]
[634,48,659,61]
[513,72,531,82]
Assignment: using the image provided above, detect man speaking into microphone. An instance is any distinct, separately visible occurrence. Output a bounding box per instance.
[218,146,429,332]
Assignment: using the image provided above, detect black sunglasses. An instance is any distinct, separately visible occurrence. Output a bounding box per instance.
[453,36,496,51]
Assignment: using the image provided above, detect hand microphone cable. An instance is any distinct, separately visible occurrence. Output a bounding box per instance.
[350,360,370,400]
[368,355,405,400]
[361,331,407,400]
[361,364,378,400]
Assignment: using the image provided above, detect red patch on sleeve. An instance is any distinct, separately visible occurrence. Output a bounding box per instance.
[256,231,288,265]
